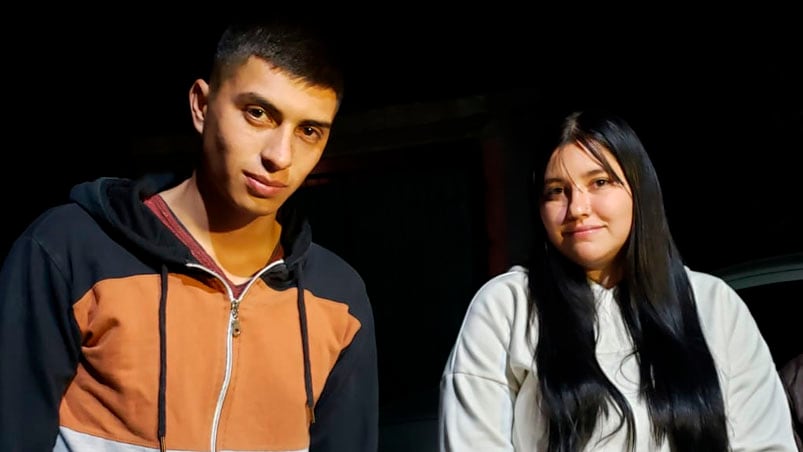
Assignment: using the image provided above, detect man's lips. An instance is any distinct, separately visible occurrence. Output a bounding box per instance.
[245,172,287,188]
[244,172,288,197]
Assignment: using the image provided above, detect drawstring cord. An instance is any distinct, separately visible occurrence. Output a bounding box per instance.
[158,264,168,451]
[296,263,316,424]
[154,259,313,450]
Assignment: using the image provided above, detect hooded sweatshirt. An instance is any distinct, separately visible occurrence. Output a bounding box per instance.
[0,175,378,452]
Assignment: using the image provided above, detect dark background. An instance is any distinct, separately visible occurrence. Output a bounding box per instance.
[4,9,802,448]
[7,11,801,264]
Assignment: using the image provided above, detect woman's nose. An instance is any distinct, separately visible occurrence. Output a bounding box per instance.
[567,189,591,218]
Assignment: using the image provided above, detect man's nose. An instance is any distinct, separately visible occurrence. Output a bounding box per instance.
[261,128,293,171]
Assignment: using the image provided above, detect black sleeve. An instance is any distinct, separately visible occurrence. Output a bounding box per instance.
[0,233,81,451]
[309,294,379,452]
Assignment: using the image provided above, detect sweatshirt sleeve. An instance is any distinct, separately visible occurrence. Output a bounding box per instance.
[704,278,798,451]
[439,271,529,452]
[0,232,81,451]
[308,292,378,452]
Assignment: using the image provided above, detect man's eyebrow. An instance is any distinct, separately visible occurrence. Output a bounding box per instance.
[236,92,332,129]
[300,119,333,130]
[237,92,282,121]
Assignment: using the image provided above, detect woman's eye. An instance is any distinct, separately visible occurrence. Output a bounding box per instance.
[544,186,564,197]
[593,178,610,188]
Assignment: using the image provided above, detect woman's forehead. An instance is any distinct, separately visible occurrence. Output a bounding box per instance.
[546,143,604,172]
[544,142,626,181]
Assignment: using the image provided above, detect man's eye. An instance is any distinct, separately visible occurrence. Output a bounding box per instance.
[299,126,323,142]
[246,107,266,119]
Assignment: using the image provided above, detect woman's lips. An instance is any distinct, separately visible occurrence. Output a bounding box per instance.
[563,225,602,238]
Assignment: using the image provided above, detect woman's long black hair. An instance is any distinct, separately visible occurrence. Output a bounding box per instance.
[526,110,728,451]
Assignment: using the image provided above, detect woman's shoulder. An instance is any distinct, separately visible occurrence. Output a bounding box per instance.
[461,265,531,325]
[473,266,530,304]
[684,266,739,301]
[684,266,752,334]
[445,265,535,380]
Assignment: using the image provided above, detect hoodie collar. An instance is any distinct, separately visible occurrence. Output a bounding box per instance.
[69,174,313,284]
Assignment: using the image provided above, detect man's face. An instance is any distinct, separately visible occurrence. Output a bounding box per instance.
[193,56,339,220]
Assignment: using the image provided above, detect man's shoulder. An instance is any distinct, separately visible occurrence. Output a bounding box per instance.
[302,242,375,321]
[305,242,367,289]
[307,242,360,272]
[23,202,98,242]
[4,203,104,267]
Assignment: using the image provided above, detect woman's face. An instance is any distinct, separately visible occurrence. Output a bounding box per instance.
[539,142,633,286]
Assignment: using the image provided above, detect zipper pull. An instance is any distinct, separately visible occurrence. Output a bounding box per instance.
[232,318,241,337]
[231,299,242,337]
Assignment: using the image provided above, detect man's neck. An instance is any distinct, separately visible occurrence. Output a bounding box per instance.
[159,177,282,285]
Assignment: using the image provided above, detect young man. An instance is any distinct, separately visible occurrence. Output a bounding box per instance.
[0,21,378,452]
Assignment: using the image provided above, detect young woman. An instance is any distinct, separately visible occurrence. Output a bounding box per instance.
[439,110,797,451]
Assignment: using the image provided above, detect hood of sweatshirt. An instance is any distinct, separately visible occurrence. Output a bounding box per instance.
[68,174,312,288]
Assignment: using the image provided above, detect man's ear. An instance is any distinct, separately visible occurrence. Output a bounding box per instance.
[189,79,210,134]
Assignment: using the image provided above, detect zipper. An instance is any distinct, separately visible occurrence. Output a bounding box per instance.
[186,259,285,452]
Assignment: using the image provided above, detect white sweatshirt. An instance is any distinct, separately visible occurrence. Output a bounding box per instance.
[439,266,797,451]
